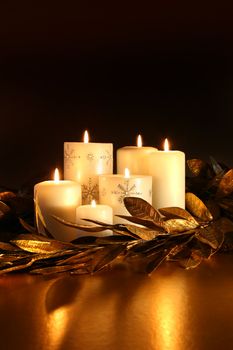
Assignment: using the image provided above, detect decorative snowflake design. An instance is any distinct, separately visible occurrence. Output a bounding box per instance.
[82,178,99,203]
[87,153,94,161]
[100,150,113,166]
[112,180,143,203]
[64,144,80,168]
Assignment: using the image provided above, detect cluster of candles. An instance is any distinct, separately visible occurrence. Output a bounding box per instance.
[34,131,185,242]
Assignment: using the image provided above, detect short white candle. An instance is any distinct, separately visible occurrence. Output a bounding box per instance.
[147,138,185,209]
[64,130,113,204]
[117,134,157,174]
[99,168,152,224]
[34,168,82,242]
[76,200,113,236]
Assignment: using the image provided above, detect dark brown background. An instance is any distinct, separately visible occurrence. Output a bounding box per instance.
[1,2,233,189]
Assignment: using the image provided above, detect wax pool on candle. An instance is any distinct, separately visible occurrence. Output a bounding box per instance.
[117,134,157,175]
[64,130,113,204]
[99,168,152,224]
[34,168,82,242]
[147,139,185,209]
[76,200,113,236]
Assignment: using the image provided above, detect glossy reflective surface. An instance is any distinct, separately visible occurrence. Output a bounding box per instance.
[1,254,233,350]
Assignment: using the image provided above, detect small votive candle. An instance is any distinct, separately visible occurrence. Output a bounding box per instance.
[76,200,113,237]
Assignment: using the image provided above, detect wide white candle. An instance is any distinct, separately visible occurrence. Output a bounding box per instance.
[99,168,152,224]
[117,134,157,174]
[147,138,185,209]
[76,199,113,237]
[34,168,82,242]
[64,130,113,204]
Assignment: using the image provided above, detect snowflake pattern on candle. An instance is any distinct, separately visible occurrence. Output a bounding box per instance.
[82,178,99,203]
[64,145,80,168]
[112,180,143,203]
[100,149,113,166]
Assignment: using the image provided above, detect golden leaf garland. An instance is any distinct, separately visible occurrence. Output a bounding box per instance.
[0,156,233,276]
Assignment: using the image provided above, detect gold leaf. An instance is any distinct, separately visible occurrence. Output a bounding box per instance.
[116,215,165,231]
[0,242,20,252]
[159,207,198,224]
[218,198,233,214]
[0,201,11,220]
[216,169,233,198]
[30,264,83,275]
[10,239,76,254]
[213,217,233,236]
[146,250,171,274]
[123,197,163,223]
[16,233,52,241]
[187,159,208,177]
[179,252,203,270]
[209,156,225,176]
[0,191,16,201]
[124,224,164,240]
[204,200,221,220]
[53,216,113,232]
[185,192,213,221]
[35,201,47,230]
[96,235,135,244]
[19,217,37,233]
[164,218,199,233]
[92,245,126,272]
[0,250,75,274]
[195,224,224,250]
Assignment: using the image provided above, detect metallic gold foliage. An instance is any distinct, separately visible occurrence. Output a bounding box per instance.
[0,156,233,275]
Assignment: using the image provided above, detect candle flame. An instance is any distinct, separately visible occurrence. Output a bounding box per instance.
[54,168,60,183]
[91,199,96,207]
[137,134,142,147]
[164,138,169,151]
[124,168,130,178]
[84,130,89,143]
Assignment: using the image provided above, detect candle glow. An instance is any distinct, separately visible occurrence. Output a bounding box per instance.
[137,134,142,148]
[164,138,169,152]
[54,168,60,183]
[84,130,89,143]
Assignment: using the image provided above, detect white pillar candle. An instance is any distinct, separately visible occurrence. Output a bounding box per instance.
[76,200,113,237]
[147,138,185,209]
[34,169,82,242]
[99,168,152,224]
[117,134,157,174]
[64,130,113,204]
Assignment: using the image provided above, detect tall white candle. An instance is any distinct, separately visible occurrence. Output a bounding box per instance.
[76,200,113,237]
[64,130,113,204]
[117,134,157,174]
[99,168,152,224]
[34,168,82,242]
[147,138,185,209]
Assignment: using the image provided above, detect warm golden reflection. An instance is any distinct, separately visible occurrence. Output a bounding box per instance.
[48,306,69,350]
[152,278,188,350]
